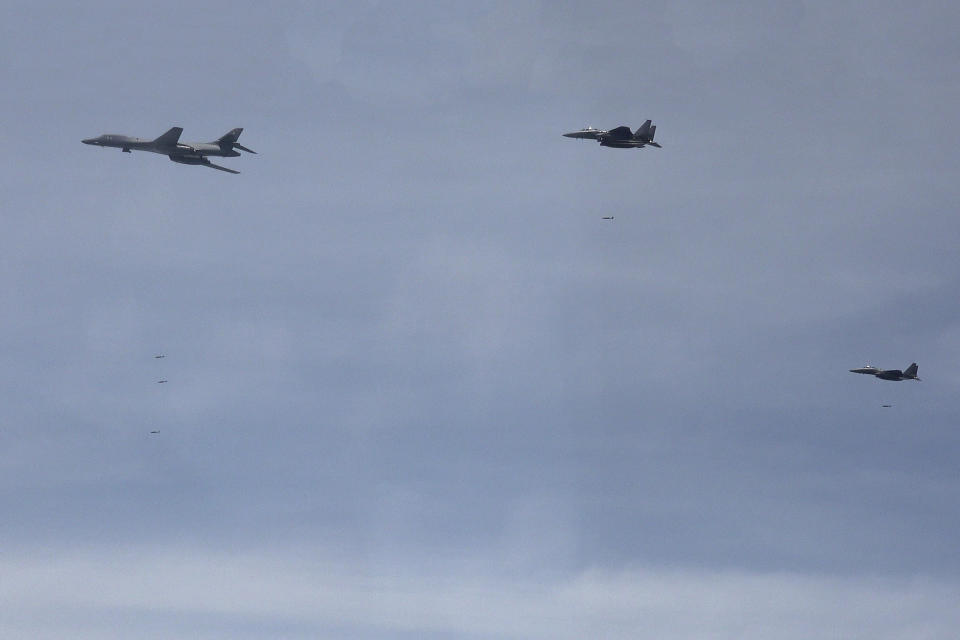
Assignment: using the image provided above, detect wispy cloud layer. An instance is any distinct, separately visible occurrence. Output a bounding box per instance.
[4,549,959,640]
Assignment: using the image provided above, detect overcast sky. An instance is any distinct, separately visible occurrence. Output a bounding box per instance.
[2,1,960,638]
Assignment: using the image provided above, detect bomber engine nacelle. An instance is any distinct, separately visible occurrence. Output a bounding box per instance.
[216,143,242,157]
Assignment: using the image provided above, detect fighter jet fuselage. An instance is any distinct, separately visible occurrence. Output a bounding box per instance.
[82,127,255,174]
[563,127,605,140]
[849,363,921,381]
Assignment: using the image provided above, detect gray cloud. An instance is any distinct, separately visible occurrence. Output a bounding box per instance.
[4,548,960,640]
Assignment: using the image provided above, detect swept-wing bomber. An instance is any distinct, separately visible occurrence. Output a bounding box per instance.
[563,120,661,149]
[83,127,255,174]
[849,363,921,381]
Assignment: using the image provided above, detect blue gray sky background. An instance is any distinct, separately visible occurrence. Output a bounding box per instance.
[2,2,960,638]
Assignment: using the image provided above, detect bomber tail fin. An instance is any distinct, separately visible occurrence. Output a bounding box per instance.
[216,128,256,153]
[152,126,183,148]
[217,128,243,144]
[904,363,920,379]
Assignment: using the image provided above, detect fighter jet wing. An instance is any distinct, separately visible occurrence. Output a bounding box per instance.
[607,126,633,139]
[203,161,240,174]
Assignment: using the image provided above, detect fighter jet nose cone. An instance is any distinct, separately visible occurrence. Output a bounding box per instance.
[82,138,95,145]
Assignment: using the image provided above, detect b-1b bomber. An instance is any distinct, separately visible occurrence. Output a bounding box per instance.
[563,120,661,149]
[83,126,255,174]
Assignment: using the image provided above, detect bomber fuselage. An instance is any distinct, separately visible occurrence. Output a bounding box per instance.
[82,135,238,157]
[82,134,154,153]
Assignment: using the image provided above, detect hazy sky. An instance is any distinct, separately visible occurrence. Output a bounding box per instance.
[2,2,960,638]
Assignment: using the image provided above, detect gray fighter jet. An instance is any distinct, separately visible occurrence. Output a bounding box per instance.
[849,363,921,381]
[563,120,661,149]
[82,127,255,174]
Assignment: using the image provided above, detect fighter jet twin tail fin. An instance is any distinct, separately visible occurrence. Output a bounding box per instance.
[635,120,661,148]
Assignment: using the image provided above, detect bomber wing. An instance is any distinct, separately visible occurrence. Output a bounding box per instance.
[152,127,184,147]
[204,161,240,174]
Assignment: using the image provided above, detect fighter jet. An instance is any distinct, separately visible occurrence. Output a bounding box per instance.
[154,355,166,359]
[602,216,615,220]
[157,379,168,384]
[150,430,160,434]
[82,127,255,174]
[563,120,661,149]
[849,363,921,381]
